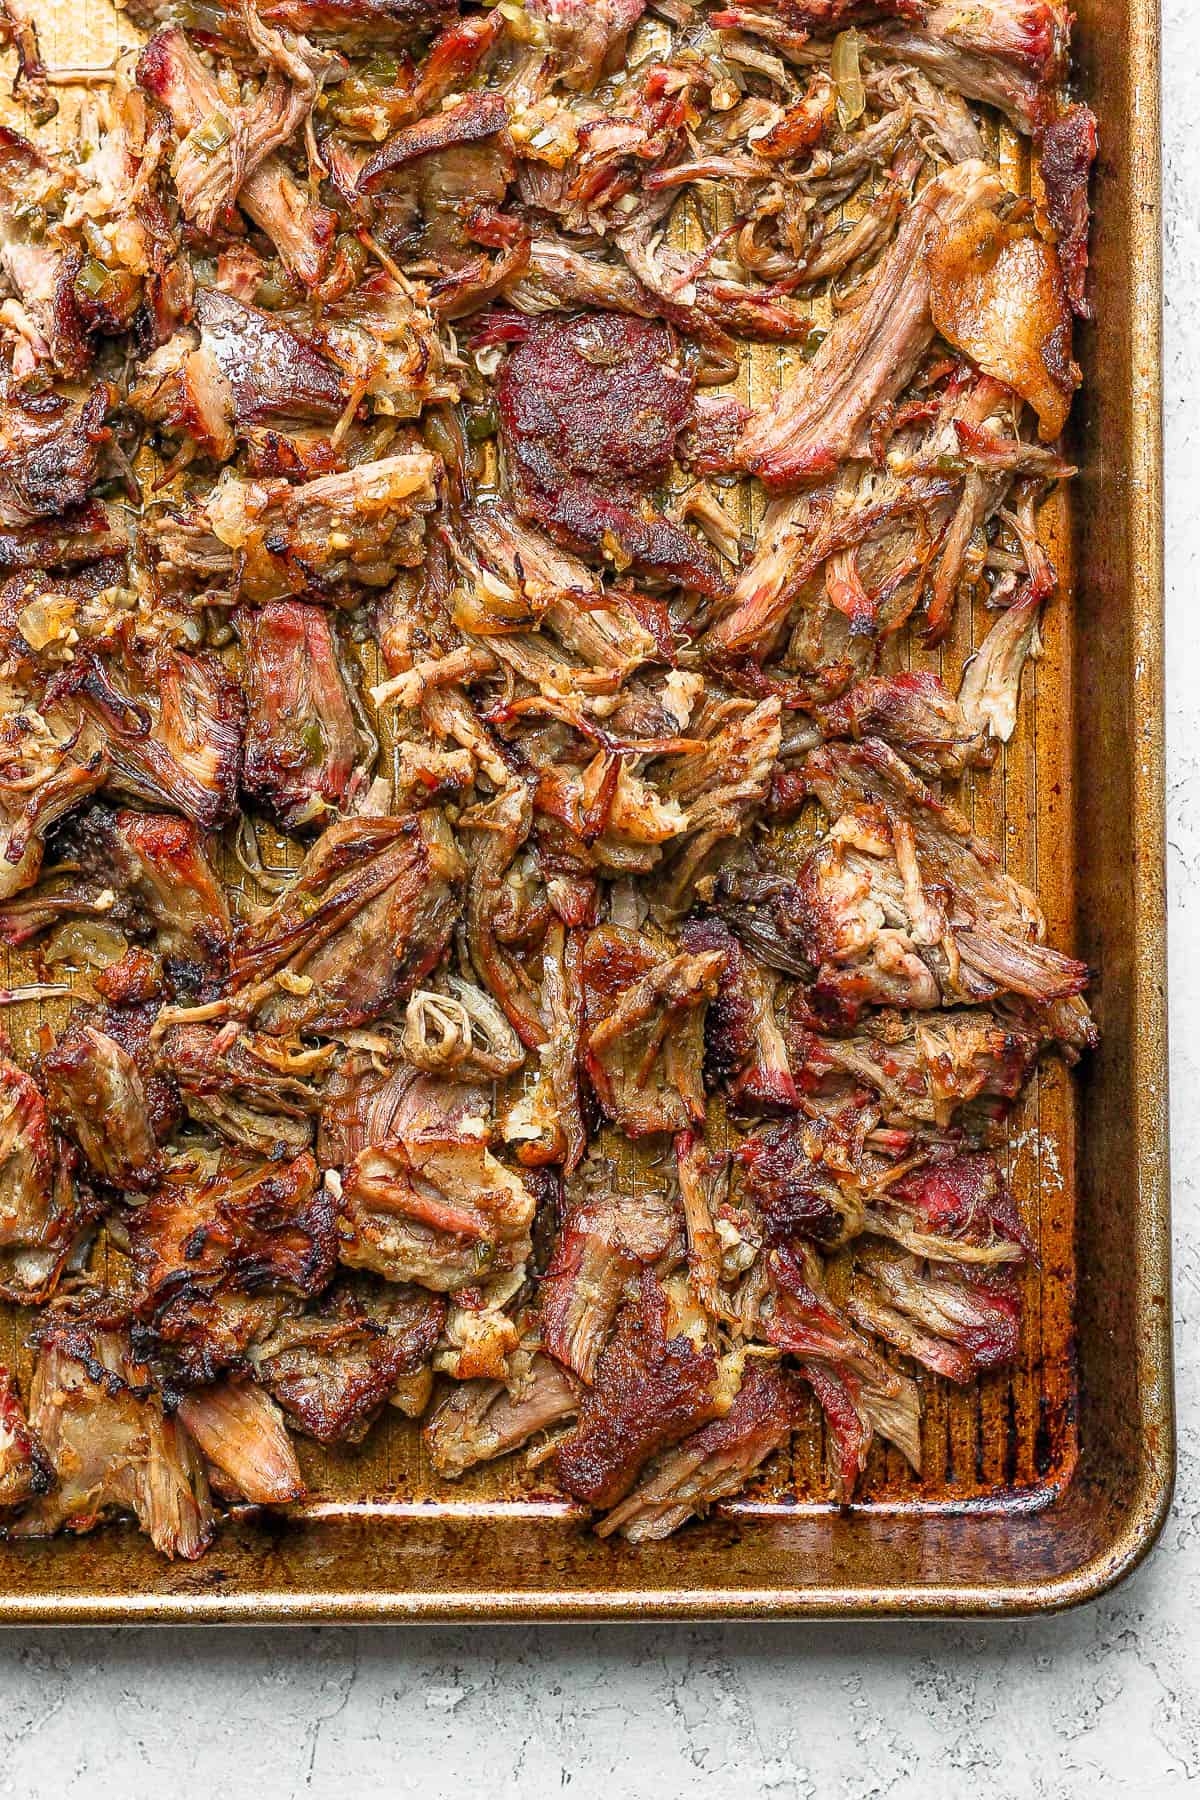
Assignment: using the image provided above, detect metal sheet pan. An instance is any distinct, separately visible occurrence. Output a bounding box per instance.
[0,0,1170,1620]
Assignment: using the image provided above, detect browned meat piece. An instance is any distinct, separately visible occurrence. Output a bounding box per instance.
[130,290,345,455]
[1039,103,1097,318]
[705,866,824,981]
[175,1378,305,1505]
[0,1366,52,1509]
[0,501,126,576]
[129,1152,336,1377]
[709,0,921,40]
[127,332,236,462]
[227,812,462,1035]
[0,386,111,531]
[250,1273,444,1442]
[11,1310,214,1557]
[236,602,376,832]
[554,1269,741,1508]
[1,807,231,982]
[582,925,724,1137]
[137,28,337,290]
[864,1150,1030,1263]
[358,92,509,192]
[786,1009,1042,1132]
[0,128,89,379]
[502,235,660,321]
[0,1054,95,1304]
[680,916,798,1113]
[765,1245,921,1495]
[458,503,660,687]
[96,999,186,1145]
[312,267,455,418]
[735,161,1003,490]
[194,286,345,421]
[79,808,230,971]
[848,1240,1022,1380]
[737,1116,865,1248]
[598,1360,799,1541]
[720,1,1068,131]
[425,1346,579,1477]
[816,671,991,779]
[865,1,1070,135]
[255,0,457,37]
[540,1181,678,1382]
[75,635,244,829]
[496,313,726,595]
[928,207,1078,440]
[337,1077,537,1290]
[153,453,438,604]
[41,1019,161,1189]
[158,1022,329,1155]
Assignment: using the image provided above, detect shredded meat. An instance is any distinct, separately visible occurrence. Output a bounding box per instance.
[598,1360,798,1540]
[12,1309,214,1558]
[735,161,1004,489]
[540,1181,678,1381]
[0,0,1096,1558]
[176,1378,305,1506]
[237,601,376,831]
[0,1366,51,1509]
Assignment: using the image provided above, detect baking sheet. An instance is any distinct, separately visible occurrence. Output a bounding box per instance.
[0,0,1171,1619]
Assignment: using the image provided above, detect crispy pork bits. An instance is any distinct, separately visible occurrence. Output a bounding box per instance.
[250,1273,444,1442]
[12,1309,214,1558]
[41,1019,161,1190]
[496,312,727,594]
[0,0,1097,1555]
[128,1152,337,1379]
[0,805,232,980]
[554,1269,742,1508]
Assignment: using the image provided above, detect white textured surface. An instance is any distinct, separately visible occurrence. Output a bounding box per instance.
[0,12,1194,1796]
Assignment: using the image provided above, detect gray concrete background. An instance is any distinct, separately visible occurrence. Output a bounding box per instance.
[1,8,1194,1795]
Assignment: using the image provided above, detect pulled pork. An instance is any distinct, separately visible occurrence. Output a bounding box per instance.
[0,0,1095,1559]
